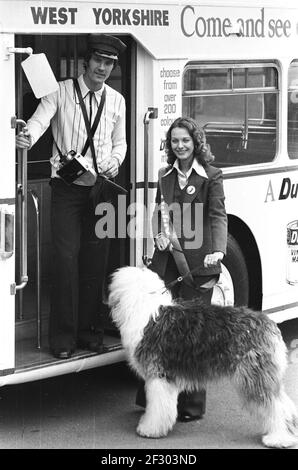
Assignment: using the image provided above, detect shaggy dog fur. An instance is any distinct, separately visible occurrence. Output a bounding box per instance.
[108,266,298,448]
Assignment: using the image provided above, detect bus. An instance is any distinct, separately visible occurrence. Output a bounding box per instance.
[0,0,297,386]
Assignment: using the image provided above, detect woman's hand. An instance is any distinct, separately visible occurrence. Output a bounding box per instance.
[204,251,224,268]
[155,232,170,251]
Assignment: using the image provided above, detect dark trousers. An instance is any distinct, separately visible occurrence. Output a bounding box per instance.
[136,254,215,416]
[49,178,109,350]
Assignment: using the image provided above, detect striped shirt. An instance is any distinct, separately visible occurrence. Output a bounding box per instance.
[27,74,126,185]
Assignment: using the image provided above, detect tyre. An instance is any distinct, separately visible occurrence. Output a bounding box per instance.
[212,233,249,307]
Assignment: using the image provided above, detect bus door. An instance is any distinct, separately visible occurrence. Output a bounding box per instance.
[13,34,133,365]
[0,32,16,378]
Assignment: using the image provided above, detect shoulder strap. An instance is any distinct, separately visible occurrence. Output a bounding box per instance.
[73,78,106,174]
[158,170,195,285]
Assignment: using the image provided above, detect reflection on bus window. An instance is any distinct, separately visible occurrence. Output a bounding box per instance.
[288,60,298,160]
[182,64,278,167]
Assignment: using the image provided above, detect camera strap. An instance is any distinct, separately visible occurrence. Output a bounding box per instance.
[73,78,106,175]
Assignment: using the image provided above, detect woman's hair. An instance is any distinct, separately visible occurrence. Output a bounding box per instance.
[165,117,214,166]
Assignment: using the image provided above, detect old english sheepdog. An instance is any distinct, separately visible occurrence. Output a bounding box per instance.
[108,266,298,448]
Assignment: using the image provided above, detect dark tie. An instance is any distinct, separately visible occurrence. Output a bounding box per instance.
[89,91,94,124]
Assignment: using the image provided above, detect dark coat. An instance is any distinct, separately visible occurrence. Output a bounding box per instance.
[151,163,227,278]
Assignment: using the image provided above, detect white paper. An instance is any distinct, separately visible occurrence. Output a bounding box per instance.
[21,53,59,98]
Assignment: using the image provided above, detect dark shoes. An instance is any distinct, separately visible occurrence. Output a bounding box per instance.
[177,389,206,422]
[51,348,73,359]
[177,412,204,422]
[77,338,104,353]
[136,383,205,422]
[51,340,104,359]
[50,328,104,358]
[77,328,105,353]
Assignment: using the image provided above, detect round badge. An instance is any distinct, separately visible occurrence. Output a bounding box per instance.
[186,185,195,195]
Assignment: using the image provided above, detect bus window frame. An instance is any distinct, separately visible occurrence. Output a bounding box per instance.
[182,60,280,169]
[287,59,298,160]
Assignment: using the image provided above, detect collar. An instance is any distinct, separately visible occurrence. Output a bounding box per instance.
[163,158,208,179]
[79,74,106,102]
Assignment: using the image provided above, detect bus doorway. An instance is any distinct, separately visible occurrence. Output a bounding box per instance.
[14,34,133,370]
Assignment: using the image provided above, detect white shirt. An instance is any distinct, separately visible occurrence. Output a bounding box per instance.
[27,74,127,185]
[164,158,208,189]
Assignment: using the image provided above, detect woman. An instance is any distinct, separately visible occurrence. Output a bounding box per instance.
[137,117,228,421]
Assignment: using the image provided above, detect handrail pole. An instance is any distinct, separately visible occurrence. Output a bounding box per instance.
[142,111,150,266]
[10,117,29,295]
[142,108,158,267]
[29,189,42,349]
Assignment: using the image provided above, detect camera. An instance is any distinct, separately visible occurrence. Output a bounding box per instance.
[56,150,96,185]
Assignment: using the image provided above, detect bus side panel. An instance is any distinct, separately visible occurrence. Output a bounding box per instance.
[135,57,184,265]
[133,46,155,265]
[224,171,298,311]
[0,33,16,374]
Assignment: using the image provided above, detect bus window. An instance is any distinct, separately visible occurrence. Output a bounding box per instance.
[288,60,298,160]
[182,63,278,167]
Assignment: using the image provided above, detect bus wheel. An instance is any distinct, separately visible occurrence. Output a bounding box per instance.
[212,234,249,307]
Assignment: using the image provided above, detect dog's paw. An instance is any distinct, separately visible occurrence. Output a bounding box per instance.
[136,416,170,438]
[136,424,167,438]
[262,433,298,448]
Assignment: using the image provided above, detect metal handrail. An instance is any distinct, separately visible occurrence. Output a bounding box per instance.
[10,118,28,295]
[142,111,150,266]
[12,116,42,348]
[29,189,42,349]
[142,108,158,266]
